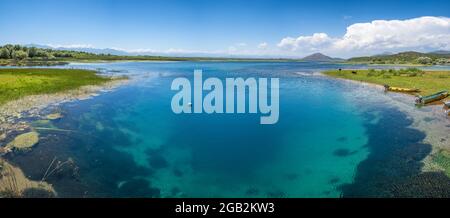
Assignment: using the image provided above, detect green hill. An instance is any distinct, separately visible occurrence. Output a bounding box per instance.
[301,53,343,62]
[348,51,450,65]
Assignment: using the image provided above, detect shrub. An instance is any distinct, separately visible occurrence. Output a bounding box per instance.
[367,69,377,77]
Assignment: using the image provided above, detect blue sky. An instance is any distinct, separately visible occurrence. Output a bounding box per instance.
[1,0,449,57]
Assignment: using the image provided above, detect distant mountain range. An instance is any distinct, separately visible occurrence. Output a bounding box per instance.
[25,44,132,56]
[428,50,450,55]
[23,44,274,58]
[23,44,349,61]
[20,44,450,64]
[371,50,450,56]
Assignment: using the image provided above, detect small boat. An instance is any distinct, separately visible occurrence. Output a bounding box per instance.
[444,101,450,111]
[445,101,450,108]
[384,85,419,93]
[415,90,449,105]
[445,102,450,116]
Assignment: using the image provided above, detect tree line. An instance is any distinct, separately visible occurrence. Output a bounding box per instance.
[0,44,95,60]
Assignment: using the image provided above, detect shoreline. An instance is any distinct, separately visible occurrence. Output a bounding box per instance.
[0,78,128,123]
[322,72,450,174]
[0,77,128,196]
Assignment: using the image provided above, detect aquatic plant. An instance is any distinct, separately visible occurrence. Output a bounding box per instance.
[6,131,39,151]
[46,112,63,120]
[6,132,38,150]
[0,158,55,197]
[432,150,450,177]
[41,157,78,182]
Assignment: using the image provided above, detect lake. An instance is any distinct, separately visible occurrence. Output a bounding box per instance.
[5,61,450,197]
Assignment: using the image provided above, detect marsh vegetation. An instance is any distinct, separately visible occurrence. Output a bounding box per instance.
[324,68,450,96]
[0,68,115,105]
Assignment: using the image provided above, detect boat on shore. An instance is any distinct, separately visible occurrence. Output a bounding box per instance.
[444,101,450,116]
[384,85,419,93]
[445,101,450,109]
[415,90,449,105]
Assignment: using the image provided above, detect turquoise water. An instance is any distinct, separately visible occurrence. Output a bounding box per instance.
[6,61,449,197]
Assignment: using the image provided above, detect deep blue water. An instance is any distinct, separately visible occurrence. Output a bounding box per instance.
[6,61,450,197]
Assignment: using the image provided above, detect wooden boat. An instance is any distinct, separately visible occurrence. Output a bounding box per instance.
[445,102,450,116]
[444,101,450,110]
[415,90,449,105]
[384,85,419,93]
[445,101,450,108]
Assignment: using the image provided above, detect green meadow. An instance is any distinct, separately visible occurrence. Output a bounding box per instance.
[0,68,113,105]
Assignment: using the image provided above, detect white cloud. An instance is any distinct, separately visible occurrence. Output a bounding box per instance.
[277,16,450,57]
[277,33,335,52]
[258,42,268,49]
[335,16,450,51]
[39,17,450,59]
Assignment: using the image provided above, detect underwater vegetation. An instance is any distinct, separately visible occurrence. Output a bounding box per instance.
[5,131,39,151]
[340,107,450,197]
[432,150,450,177]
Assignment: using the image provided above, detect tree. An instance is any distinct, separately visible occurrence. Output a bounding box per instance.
[12,50,28,60]
[28,47,38,58]
[0,48,10,59]
[416,56,432,65]
[13,44,22,51]
[3,44,14,58]
[435,58,449,65]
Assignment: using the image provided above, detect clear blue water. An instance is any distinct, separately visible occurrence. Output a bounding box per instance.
[6,61,449,197]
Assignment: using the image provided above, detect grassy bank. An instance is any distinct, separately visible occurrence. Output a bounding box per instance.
[323,69,450,96]
[0,68,114,105]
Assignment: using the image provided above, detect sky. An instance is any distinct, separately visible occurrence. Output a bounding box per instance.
[0,0,449,58]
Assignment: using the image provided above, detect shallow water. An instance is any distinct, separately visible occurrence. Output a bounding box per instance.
[4,61,450,197]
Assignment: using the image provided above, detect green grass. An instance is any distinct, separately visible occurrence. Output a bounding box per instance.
[0,68,113,105]
[323,69,450,96]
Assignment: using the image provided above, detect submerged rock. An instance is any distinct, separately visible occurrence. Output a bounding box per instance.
[6,131,39,150]
[46,113,63,120]
[0,146,7,155]
[0,132,6,141]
